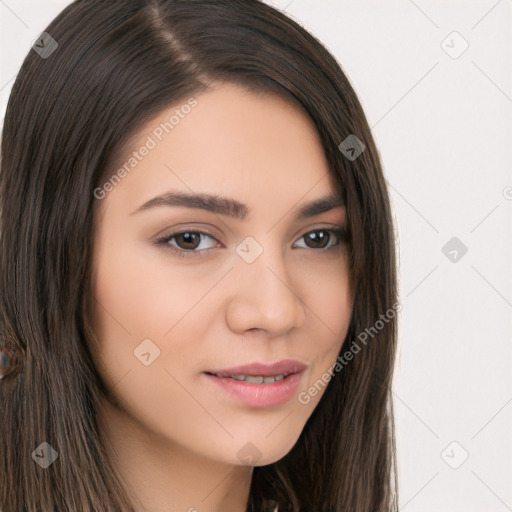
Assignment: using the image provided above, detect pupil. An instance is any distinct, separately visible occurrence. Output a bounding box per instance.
[307,231,328,248]
[178,233,199,249]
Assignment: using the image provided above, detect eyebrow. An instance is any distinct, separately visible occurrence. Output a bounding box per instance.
[130,191,345,220]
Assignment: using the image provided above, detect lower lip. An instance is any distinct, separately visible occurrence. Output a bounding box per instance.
[204,372,303,408]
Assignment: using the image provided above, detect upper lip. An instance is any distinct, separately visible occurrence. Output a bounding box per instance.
[206,359,307,377]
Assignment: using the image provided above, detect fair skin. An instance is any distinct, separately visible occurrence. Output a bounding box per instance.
[89,82,353,512]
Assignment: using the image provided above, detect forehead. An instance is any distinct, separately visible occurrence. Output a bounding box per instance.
[96,82,341,217]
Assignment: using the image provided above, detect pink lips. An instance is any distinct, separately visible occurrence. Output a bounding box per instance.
[204,359,306,408]
[208,359,307,378]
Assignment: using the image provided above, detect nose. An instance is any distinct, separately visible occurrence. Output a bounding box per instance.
[225,244,307,336]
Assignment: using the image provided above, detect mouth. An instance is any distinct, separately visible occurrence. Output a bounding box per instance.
[203,359,306,407]
[205,359,307,380]
[204,371,294,384]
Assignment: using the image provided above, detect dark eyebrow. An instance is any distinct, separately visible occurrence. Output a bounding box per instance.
[130,191,345,220]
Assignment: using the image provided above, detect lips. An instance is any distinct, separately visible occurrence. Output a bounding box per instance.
[203,359,307,407]
[205,359,307,380]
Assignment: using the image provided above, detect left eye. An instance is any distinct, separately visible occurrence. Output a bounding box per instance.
[154,228,347,258]
[294,229,346,250]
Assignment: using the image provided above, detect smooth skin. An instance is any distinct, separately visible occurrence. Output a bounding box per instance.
[90,82,353,512]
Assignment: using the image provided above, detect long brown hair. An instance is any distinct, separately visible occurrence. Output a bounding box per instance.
[0,1,399,510]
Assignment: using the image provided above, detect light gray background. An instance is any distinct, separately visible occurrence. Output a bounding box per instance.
[1,1,511,511]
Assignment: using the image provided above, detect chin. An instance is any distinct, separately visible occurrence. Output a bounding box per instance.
[222,428,303,468]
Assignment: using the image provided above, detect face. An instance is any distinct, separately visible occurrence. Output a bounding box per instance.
[90,82,353,467]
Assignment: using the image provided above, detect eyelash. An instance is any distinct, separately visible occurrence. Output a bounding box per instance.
[154,227,347,259]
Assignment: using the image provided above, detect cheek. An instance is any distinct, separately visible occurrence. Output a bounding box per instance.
[306,256,353,337]
[302,261,353,381]
[90,243,218,439]
[92,235,200,337]
[90,236,221,386]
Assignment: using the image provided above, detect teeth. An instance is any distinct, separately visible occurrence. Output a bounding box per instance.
[230,374,286,383]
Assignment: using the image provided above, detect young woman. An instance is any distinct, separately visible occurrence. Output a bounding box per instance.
[0,1,399,511]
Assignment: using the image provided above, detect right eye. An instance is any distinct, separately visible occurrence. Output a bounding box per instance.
[154,230,220,258]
